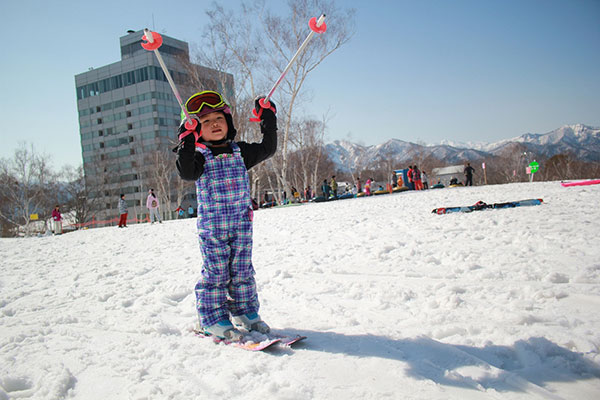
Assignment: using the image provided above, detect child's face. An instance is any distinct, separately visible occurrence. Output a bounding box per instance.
[199,111,228,141]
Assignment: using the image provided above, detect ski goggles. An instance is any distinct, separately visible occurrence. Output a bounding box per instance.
[184,91,228,115]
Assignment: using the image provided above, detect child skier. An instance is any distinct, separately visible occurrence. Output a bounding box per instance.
[175,91,277,341]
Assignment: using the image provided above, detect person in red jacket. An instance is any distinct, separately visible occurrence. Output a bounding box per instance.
[407,166,414,190]
[51,205,62,235]
[412,165,423,190]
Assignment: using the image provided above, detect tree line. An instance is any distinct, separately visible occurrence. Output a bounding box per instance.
[0,143,90,237]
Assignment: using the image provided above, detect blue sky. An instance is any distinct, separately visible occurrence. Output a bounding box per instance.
[1,0,598,168]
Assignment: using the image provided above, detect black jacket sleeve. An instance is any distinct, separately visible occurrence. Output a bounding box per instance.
[238,117,278,170]
[175,135,206,181]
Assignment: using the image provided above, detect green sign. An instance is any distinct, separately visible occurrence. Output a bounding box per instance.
[529,161,539,174]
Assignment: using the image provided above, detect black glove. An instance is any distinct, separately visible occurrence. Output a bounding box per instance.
[173,119,200,154]
[175,119,206,180]
[254,96,277,131]
[181,116,202,139]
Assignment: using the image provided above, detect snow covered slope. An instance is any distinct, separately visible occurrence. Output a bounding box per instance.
[1,181,600,399]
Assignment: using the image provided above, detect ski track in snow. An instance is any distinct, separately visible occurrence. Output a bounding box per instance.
[1,181,599,399]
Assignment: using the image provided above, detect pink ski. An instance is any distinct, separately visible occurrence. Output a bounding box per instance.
[192,329,281,351]
[561,179,600,187]
[267,333,307,347]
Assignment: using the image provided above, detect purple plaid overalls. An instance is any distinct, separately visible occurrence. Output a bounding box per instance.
[194,142,259,328]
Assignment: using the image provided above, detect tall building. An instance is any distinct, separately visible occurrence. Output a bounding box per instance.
[75,29,233,223]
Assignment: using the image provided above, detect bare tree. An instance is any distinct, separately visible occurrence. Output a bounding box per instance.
[182,5,265,201]
[59,165,101,228]
[193,0,355,203]
[144,149,187,220]
[190,3,263,145]
[538,153,600,181]
[0,143,55,236]
[259,0,355,198]
[289,115,330,193]
[308,114,335,193]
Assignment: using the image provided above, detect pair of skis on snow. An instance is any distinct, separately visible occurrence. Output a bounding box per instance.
[432,198,543,215]
[192,328,307,351]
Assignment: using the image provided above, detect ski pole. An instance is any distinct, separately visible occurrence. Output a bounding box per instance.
[141,29,197,130]
[250,14,327,121]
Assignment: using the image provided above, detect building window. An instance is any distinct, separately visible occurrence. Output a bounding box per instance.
[130,149,135,155]
[125,98,131,105]
[106,203,111,209]
[129,136,134,143]
[127,123,133,130]
[100,154,105,160]
[96,106,101,113]
[98,130,103,136]
[99,142,104,148]
[97,118,102,124]
[104,190,109,196]
[126,111,132,117]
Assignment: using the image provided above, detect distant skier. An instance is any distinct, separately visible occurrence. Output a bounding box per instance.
[51,205,62,235]
[364,178,372,196]
[146,189,162,224]
[175,90,277,341]
[464,163,475,186]
[407,166,415,190]
[330,175,338,199]
[412,165,423,190]
[321,179,331,198]
[421,170,429,190]
[118,194,128,228]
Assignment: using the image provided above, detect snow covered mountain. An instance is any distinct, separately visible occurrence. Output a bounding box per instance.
[327,124,600,172]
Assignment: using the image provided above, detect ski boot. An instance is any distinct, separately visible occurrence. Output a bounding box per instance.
[203,320,244,341]
[232,312,270,334]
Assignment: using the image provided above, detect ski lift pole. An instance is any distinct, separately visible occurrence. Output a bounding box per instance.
[251,14,327,121]
[141,29,197,130]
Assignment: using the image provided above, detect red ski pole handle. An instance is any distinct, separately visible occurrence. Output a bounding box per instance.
[249,98,276,122]
[250,14,326,122]
[309,16,327,33]
[141,30,163,51]
[258,97,271,109]
[141,28,196,127]
[184,118,198,131]
[249,108,262,123]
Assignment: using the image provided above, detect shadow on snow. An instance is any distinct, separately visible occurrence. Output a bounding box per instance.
[280,329,600,394]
